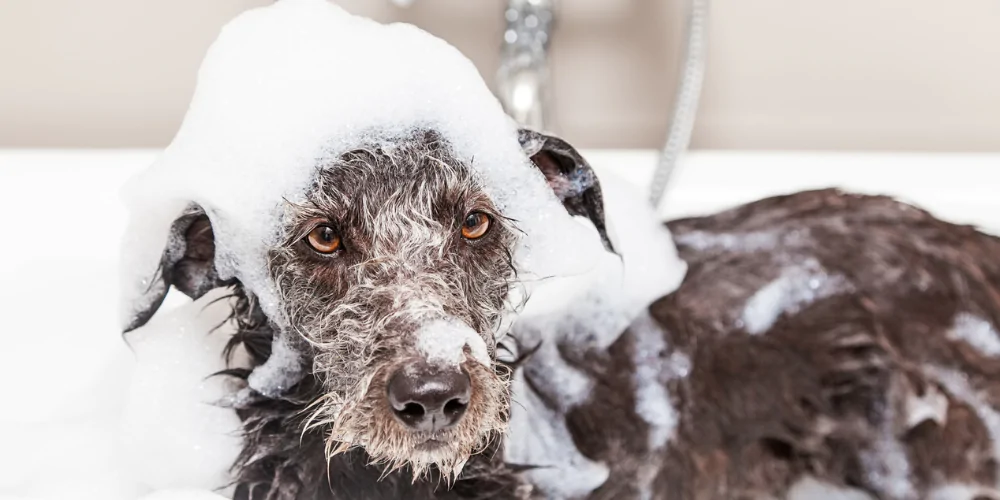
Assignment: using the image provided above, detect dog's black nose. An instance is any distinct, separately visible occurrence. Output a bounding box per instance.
[387,363,471,433]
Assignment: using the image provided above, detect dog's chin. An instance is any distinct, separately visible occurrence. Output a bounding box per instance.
[398,433,476,479]
[328,426,492,481]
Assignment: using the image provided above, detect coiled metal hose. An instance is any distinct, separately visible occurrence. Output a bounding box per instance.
[648,0,710,209]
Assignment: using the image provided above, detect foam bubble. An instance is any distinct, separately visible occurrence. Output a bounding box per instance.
[120,288,246,493]
[947,313,1000,357]
[741,258,850,334]
[415,319,490,367]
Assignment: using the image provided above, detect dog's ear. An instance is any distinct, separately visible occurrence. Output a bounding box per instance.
[518,129,616,253]
[123,204,228,333]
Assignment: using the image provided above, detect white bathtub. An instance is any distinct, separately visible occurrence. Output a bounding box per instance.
[0,149,997,499]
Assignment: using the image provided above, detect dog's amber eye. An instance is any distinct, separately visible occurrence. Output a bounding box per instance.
[461,212,491,240]
[306,225,341,254]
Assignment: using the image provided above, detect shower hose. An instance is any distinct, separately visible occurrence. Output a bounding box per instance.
[648,0,709,209]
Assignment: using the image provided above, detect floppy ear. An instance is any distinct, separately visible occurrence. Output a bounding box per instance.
[123,204,230,333]
[518,129,616,253]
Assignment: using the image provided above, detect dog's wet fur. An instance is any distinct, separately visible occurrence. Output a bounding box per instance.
[268,132,517,479]
[138,129,1000,499]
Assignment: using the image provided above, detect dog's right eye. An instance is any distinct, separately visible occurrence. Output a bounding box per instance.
[306,225,342,254]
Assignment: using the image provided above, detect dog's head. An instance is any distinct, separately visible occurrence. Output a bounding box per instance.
[123,127,610,478]
[117,0,619,480]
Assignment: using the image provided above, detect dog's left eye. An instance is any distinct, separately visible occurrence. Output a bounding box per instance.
[306,225,342,254]
[461,212,491,240]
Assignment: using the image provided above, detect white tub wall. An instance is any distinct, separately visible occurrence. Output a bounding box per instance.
[1,150,997,256]
[1,0,999,151]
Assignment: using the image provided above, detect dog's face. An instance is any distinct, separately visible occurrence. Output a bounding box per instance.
[270,133,518,477]
[126,128,613,479]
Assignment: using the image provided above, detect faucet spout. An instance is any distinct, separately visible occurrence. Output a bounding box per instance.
[497,0,555,131]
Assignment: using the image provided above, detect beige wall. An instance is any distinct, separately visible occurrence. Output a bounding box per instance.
[1,0,998,150]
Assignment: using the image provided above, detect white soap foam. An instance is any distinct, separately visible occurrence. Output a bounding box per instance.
[857,375,916,499]
[521,337,595,411]
[947,313,1000,358]
[904,381,948,429]
[120,288,247,494]
[673,229,781,252]
[415,319,490,366]
[516,165,687,341]
[673,228,814,254]
[2,262,240,499]
[245,329,304,398]
[860,428,914,499]
[504,371,611,498]
[741,258,851,334]
[119,0,602,340]
[503,168,688,497]
[630,311,682,451]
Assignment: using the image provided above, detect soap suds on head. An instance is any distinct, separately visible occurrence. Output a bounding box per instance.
[119,0,604,390]
[115,0,619,401]
[741,258,851,334]
[415,319,489,366]
[947,313,1000,357]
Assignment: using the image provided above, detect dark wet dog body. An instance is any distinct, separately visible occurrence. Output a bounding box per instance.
[221,188,1000,499]
[143,130,1000,499]
[656,190,1000,499]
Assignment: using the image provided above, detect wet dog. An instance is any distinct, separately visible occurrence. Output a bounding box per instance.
[122,129,625,499]
[124,138,1000,499]
[116,1,1000,497]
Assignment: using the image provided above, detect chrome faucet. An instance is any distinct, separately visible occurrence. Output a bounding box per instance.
[390,0,707,209]
[389,0,555,131]
[496,0,555,131]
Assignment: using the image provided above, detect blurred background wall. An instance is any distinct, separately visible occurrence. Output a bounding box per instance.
[1,0,998,150]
